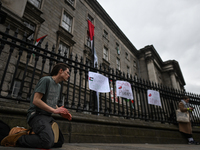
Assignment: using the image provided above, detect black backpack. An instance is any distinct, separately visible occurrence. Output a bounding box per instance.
[0,120,10,142]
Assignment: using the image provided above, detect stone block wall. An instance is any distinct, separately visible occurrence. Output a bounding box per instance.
[0,99,199,144]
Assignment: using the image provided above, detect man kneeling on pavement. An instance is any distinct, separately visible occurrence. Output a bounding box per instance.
[1,63,72,148]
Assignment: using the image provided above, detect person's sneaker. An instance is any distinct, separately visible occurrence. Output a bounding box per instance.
[188,141,194,144]
[1,130,28,147]
[51,122,59,143]
[188,140,199,145]
[193,141,199,145]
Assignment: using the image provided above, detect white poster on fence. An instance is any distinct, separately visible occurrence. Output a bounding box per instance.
[88,71,110,93]
[147,90,161,107]
[116,80,133,100]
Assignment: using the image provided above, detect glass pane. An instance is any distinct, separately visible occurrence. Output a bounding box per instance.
[88,14,94,23]
[11,81,21,97]
[67,0,74,6]
[24,21,35,31]
[59,42,69,57]
[63,15,66,22]
[62,12,72,32]
[28,0,41,9]
[87,39,91,47]
[62,22,69,31]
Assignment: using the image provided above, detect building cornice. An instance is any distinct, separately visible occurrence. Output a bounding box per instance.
[139,45,186,85]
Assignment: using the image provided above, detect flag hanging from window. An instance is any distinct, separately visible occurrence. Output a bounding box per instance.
[87,20,99,114]
[87,20,94,42]
[87,20,98,67]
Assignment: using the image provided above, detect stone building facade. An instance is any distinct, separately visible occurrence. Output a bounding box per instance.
[138,45,185,90]
[0,0,185,91]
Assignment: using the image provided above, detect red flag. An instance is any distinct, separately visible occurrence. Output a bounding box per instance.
[87,20,94,41]
[87,20,98,67]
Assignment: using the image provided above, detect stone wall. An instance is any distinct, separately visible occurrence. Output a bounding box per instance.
[0,99,199,144]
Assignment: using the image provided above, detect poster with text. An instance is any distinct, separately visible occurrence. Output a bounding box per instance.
[147,90,161,107]
[116,80,133,100]
[88,72,110,93]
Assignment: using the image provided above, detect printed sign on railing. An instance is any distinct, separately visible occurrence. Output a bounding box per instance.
[116,80,133,100]
[88,71,110,93]
[147,90,161,107]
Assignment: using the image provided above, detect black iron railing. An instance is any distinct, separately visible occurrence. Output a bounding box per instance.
[0,26,200,125]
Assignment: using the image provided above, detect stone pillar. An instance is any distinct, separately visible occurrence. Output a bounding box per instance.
[170,71,178,89]
[146,57,158,83]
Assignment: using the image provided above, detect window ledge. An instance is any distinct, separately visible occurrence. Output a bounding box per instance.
[3,14,34,36]
[116,69,121,74]
[57,26,76,46]
[59,25,73,38]
[102,58,110,65]
[65,0,76,10]
[84,45,92,57]
[24,1,44,24]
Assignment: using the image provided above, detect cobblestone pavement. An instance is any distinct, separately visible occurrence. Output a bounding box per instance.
[0,143,200,150]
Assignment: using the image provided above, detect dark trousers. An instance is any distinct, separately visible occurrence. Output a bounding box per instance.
[180,132,192,139]
[17,115,64,149]
[0,120,10,143]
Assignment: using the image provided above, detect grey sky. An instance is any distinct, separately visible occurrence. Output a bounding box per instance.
[97,0,200,94]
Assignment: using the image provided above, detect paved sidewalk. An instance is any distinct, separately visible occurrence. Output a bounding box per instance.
[0,143,200,150]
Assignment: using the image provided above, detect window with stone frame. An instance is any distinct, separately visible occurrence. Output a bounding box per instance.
[102,63,110,72]
[116,42,120,55]
[116,57,120,70]
[11,80,21,97]
[103,46,109,61]
[134,74,138,81]
[24,21,35,32]
[127,66,130,77]
[87,14,94,23]
[24,20,37,64]
[133,60,137,68]
[59,42,70,58]
[86,30,91,48]
[86,58,91,67]
[23,0,45,39]
[133,73,138,80]
[125,52,129,60]
[66,0,74,6]
[103,30,108,39]
[28,0,42,9]
[24,21,36,41]
[84,57,92,89]
[62,11,73,33]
